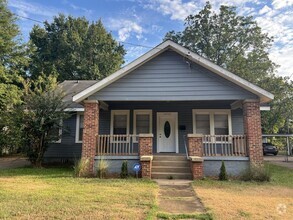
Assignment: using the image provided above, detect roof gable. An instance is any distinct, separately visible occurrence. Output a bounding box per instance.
[73,40,274,103]
[89,50,258,101]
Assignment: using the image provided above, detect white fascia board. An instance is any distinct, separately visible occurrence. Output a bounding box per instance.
[73,41,170,103]
[260,106,271,111]
[64,108,84,112]
[167,41,274,103]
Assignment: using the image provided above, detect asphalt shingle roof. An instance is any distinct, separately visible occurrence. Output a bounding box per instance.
[59,80,98,108]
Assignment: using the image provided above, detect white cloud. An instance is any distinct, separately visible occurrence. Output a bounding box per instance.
[69,3,93,15]
[8,0,60,17]
[259,5,272,15]
[270,45,293,78]
[124,46,148,64]
[272,0,293,10]
[108,19,143,41]
[145,0,198,21]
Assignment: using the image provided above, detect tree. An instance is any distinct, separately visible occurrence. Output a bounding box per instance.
[21,75,69,167]
[0,0,30,154]
[165,2,275,83]
[29,14,125,81]
[164,1,292,134]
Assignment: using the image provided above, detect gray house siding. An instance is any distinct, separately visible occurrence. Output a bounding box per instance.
[45,113,82,161]
[90,50,257,101]
[99,101,244,154]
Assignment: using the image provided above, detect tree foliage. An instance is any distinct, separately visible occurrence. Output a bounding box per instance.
[29,14,125,81]
[21,75,69,166]
[0,0,29,154]
[0,0,29,111]
[164,1,293,134]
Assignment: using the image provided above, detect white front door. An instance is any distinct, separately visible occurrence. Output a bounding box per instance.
[157,112,178,153]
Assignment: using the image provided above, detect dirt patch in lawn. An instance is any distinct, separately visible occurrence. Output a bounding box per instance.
[195,185,293,219]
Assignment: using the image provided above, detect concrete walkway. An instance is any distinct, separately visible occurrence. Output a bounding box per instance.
[155,179,205,214]
[264,155,293,169]
[0,157,30,169]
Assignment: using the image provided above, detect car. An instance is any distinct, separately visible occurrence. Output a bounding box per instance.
[263,143,278,156]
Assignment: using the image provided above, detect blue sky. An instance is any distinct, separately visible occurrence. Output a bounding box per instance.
[8,0,293,79]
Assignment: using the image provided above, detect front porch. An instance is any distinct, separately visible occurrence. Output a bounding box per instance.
[80,100,262,179]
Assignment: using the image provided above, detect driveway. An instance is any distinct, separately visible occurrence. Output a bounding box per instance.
[0,157,30,169]
[264,155,293,169]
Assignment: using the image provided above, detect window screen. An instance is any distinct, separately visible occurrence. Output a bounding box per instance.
[214,114,228,135]
[195,114,210,134]
[79,115,84,141]
[136,114,150,134]
[113,114,127,135]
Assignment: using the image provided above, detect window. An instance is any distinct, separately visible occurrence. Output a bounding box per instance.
[110,110,130,136]
[133,110,152,141]
[49,121,62,143]
[75,114,84,143]
[193,109,232,138]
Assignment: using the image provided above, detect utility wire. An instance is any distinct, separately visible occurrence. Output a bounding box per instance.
[13,13,160,49]
[14,13,43,24]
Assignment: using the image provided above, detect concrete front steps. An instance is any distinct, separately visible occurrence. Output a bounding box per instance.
[152,154,192,179]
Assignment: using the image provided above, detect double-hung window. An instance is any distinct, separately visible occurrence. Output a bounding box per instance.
[111,110,130,142]
[133,110,152,142]
[193,109,232,141]
[75,113,84,143]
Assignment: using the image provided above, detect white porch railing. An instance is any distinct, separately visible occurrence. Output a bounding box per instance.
[96,134,139,155]
[203,135,247,157]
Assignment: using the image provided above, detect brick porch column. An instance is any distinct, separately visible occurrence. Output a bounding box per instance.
[243,100,263,166]
[187,134,204,179]
[82,100,99,175]
[139,134,153,179]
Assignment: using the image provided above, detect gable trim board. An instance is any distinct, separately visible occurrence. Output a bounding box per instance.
[73,40,274,103]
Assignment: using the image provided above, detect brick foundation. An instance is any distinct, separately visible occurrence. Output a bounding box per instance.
[139,134,153,179]
[243,100,263,166]
[81,100,99,175]
[141,161,152,178]
[190,162,204,179]
[187,134,204,179]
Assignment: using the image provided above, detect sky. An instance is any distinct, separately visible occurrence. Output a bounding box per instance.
[7,0,293,79]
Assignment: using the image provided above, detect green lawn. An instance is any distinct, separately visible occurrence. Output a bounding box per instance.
[0,167,158,219]
[193,163,293,220]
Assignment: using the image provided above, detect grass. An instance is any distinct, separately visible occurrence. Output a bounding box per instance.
[156,212,213,220]
[193,163,293,220]
[0,167,158,219]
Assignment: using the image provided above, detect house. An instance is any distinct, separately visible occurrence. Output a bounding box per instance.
[46,40,274,179]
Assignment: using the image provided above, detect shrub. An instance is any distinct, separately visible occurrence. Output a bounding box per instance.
[219,161,228,181]
[120,160,128,178]
[73,158,90,177]
[97,158,109,178]
[240,165,271,182]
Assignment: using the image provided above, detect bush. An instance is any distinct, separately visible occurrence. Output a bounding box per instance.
[120,160,128,178]
[240,165,271,182]
[73,158,90,177]
[96,158,109,178]
[219,161,228,181]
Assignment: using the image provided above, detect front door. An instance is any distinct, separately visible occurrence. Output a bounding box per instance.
[157,112,178,153]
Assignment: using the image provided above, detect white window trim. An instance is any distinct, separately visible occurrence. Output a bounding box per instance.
[110,110,130,143]
[133,110,152,142]
[192,109,232,136]
[75,113,84,143]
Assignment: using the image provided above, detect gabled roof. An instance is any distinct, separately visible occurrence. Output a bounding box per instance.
[73,40,274,103]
